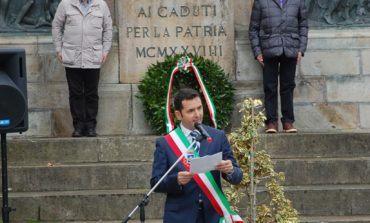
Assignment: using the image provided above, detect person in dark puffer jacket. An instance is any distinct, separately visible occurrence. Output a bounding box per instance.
[249,0,308,133]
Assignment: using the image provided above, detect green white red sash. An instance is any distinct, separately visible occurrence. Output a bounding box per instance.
[165,56,217,133]
[164,127,244,223]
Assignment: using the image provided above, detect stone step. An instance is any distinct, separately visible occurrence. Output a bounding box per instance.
[7,136,156,165]
[3,157,369,192]
[2,189,165,222]
[275,157,370,186]
[283,185,370,216]
[3,133,370,222]
[6,163,152,192]
[300,215,370,223]
[7,133,370,165]
[258,132,370,159]
[1,185,370,222]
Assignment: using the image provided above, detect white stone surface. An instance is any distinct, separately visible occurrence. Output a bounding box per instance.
[43,54,66,82]
[52,109,73,137]
[96,84,131,135]
[235,41,263,81]
[234,0,251,30]
[131,84,155,135]
[327,76,370,103]
[359,104,370,129]
[300,51,360,76]
[23,110,52,137]
[307,29,370,50]
[294,77,325,103]
[101,44,120,84]
[361,50,370,75]
[0,36,38,54]
[26,54,43,83]
[28,83,69,109]
[295,103,358,131]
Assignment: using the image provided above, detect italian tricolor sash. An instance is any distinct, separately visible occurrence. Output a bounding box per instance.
[165,56,217,133]
[164,127,244,223]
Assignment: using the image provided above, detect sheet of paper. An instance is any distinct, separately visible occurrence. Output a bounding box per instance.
[190,152,222,173]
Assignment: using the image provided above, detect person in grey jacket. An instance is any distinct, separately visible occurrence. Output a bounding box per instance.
[52,0,112,137]
[249,0,308,133]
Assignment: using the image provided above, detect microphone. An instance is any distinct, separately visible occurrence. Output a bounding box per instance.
[194,123,213,143]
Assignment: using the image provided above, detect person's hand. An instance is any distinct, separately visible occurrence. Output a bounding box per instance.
[297,52,303,62]
[216,160,234,175]
[56,51,62,63]
[256,54,264,66]
[101,53,108,64]
[177,171,194,185]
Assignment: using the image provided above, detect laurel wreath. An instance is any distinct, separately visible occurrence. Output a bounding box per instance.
[137,54,235,135]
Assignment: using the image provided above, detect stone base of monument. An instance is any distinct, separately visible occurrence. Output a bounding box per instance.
[2,28,370,137]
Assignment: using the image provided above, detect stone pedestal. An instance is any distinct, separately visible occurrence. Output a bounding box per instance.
[2,1,370,137]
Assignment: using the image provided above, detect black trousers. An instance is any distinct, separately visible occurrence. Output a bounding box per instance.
[65,67,100,130]
[263,55,297,124]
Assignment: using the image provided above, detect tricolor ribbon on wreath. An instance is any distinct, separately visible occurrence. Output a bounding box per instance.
[164,56,218,133]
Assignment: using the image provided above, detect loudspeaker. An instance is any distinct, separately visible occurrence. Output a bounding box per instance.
[0,48,28,133]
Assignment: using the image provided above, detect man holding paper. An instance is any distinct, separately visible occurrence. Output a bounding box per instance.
[150,88,243,223]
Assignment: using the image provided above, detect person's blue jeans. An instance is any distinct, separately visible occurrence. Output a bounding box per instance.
[263,55,297,125]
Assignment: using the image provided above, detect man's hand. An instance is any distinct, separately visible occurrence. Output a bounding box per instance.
[256,54,264,66]
[297,52,303,62]
[216,160,234,175]
[101,53,108,64]
[177,171,194,185]
[56,51,62,63]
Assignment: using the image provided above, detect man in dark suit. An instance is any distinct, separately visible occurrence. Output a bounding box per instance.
[150,88,243,223]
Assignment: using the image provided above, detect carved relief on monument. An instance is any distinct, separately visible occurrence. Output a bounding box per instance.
[306,0,370,26]
[0,0,60,32]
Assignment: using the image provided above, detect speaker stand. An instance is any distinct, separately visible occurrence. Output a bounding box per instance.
[1,133,15,223]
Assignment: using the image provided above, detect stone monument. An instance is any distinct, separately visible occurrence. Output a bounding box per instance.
[0,0,60,32]
[306,0,370,26]
[118,0,234,83]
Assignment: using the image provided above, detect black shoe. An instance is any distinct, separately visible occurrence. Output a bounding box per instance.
[72,129,84,137]
[86,128,97,137]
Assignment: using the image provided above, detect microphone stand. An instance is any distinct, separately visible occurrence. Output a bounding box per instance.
[122,134,204,223]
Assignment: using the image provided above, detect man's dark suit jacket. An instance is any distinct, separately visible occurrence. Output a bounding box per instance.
[150,125,243,223]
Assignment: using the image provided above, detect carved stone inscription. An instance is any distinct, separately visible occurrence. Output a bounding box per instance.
[118,0,234,83]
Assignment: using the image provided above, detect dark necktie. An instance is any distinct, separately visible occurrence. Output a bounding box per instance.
[279,0,284,7]
[190,131,200,153]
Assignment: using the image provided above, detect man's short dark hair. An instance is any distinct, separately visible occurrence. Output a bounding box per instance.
[174,88,200,111]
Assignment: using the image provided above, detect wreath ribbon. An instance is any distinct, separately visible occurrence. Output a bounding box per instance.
[165,56,218,133]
